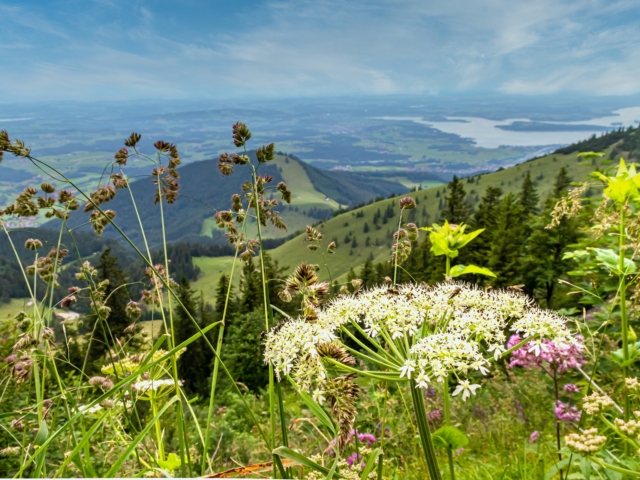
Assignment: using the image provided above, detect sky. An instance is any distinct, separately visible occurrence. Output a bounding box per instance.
[2,0,640,102]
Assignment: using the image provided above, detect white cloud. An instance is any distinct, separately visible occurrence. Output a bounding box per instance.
[1,0,640,100]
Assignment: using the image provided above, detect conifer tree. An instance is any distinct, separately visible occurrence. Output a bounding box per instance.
[518,171,539,215]
[224,310,268,392]
[487,194,527,287]
[360,259,374,288]
[554,167,572,196]
[469,187,503,268]
[239,258,261,314]
[441,175,471,224]
[213,274,236,322]
[175,277,213,397]
[522,170,584,306]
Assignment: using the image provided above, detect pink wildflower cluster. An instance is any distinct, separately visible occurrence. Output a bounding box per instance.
[555,400,582,423]
[507,334,585,373]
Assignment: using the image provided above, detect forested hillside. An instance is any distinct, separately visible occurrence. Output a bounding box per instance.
[48,152,408,247]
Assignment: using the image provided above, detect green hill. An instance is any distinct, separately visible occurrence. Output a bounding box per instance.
[49,152,409,247]
[192,128,639,297]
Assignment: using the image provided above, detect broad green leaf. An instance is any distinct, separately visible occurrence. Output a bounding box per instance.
[431,426,469,450]
[34,420,48,446]
[360,448,383,479]
[157,453,182,472]
[593,248,636,275]
[449,264,496,278]
[273,446,345,479]
[456,228,485,249]
[610,343,640,367]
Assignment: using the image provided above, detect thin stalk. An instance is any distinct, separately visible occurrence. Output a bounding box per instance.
[156,163,187,476]
[619,206,630,423]
[150,394,165,462]
[409,380,442,479]
[393,207,405,286]
[248,160,277,473]
[552,371,563,480]
[202,231,245,475]
[443,376,454,480]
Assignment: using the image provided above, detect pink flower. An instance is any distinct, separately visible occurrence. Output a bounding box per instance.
[346,452,362,467]
[563,383,580,394]
[529,431,540,443]
[555,401,582,423]
[507,335,585,374]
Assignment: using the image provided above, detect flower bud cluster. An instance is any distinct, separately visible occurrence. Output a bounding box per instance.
[565,428,607,455]
[583,392,615,415]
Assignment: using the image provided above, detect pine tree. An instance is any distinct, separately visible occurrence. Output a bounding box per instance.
[224,310,269,392]
[213,274,236,322]
[487,194,527,287]
[518,171,540,215]
[175,278,213,397]
[554,167,571,196]
[469,187,503,268]
[441,176,471,224]
[522,192,583,307]
[239,258,261,315]
[360,259,374,288]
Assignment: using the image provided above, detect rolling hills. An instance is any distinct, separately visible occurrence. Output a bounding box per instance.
[47,152,409,247]
[190,128,640,300]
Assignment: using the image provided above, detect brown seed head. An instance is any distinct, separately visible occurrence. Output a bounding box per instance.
[399,197,417,210]
[232,122,252,147]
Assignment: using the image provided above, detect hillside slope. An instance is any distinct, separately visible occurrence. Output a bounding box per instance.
[49,152,408,247]
[195,129,640,295]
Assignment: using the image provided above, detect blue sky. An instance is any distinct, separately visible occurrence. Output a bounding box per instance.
[2,0,640,101]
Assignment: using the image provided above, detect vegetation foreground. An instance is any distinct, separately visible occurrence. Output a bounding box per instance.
[1,124,640,479]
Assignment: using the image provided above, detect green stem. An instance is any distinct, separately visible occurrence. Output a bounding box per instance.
[157,162,187,476]
[409,380,442,479]
[150,394,165,463]
[248,160,277,474]
[619,206,630,423]
[202,213,247,475]
[443,376,454,480]
[393,207,404,286]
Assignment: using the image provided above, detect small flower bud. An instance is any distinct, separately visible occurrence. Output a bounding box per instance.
[399,197,417,209]
[41,183,55,194]
[24,238,43,250]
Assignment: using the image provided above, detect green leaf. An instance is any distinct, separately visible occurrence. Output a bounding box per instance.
[449,264,496,278]
[431,426,469,450]
[34,420,48,446]
[593,248,636,275]
[157,453,182,472]
[289,378,337,436]
[360,448,383,479]
[610,342,640,367]
[273,446,345,479]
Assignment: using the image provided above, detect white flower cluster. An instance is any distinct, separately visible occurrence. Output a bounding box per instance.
[406,332,489,387]
[264,282,575,402]
[132,378,183,393]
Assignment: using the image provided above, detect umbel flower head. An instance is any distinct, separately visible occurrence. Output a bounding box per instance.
[265,281,575,405]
